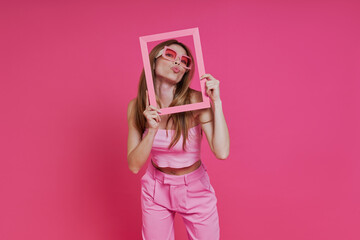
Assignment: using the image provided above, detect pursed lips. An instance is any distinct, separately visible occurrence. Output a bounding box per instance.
[171,66,180,73]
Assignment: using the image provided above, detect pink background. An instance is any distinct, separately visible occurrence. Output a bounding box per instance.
[1,0,359,239]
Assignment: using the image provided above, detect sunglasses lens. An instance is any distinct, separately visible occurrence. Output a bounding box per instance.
[164,48,177,60]
[181,56,191,68]
[162,47,191,69]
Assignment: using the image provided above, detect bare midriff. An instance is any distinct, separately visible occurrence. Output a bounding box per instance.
[151,159,202,175]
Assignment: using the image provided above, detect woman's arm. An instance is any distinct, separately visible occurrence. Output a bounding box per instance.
[198,74,230,160]
[127,97,161,174]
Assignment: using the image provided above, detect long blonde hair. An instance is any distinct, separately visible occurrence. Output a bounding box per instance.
[135,39,197,150]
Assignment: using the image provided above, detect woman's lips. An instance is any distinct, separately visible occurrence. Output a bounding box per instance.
[171,66,180,73]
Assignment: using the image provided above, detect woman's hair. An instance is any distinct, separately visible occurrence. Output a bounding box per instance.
[134,39,197,150]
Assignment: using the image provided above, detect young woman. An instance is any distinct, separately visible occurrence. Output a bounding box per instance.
[127,39,230,240]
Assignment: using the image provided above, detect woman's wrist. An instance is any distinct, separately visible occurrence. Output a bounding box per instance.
[212,99,222,109]
[147,128,159,135]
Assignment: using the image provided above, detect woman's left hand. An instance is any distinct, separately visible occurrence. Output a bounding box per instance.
[201,73,221,103]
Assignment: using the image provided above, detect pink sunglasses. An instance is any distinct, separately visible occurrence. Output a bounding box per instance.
[155,46,192,70]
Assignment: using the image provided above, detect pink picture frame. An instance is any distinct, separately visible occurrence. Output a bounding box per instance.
[139,27,210,115]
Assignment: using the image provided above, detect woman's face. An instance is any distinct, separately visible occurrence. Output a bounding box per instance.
[154,44,188,84]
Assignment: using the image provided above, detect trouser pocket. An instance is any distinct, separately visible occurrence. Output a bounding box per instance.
[141,172,156,200]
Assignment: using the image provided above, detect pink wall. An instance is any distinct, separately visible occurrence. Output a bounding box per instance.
[1,0,359,239]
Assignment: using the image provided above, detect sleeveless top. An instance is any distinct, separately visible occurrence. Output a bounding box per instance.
[142,124,202,168]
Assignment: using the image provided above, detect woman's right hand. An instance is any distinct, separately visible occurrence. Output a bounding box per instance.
[143,90,162,130]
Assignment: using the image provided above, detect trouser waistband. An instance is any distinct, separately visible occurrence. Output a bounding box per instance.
[146,161,207,186]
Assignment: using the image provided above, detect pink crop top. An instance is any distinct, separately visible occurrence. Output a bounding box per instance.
[142,124,202,168]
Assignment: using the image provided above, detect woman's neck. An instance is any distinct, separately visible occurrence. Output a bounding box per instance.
[154,77,176,108]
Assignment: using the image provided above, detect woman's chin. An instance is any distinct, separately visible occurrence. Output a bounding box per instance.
[158,75,182,84]
[170,78,182,84]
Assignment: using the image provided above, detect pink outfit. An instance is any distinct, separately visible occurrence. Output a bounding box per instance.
[141,125,220,240]
[143,124,202,168]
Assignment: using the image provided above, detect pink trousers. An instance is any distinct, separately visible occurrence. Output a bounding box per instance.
[141,161,220,240]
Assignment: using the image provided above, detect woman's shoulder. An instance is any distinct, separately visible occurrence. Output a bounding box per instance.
[128,98,137,109]
[127,98,142,133]
[127,98,137,119]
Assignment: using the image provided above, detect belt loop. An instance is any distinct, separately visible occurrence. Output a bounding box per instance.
[150,162,156,179]
[184,175,189,186]
[152,167,155,180]
[202,162,207,171]
[162,177,167,184]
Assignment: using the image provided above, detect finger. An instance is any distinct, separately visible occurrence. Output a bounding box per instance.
[154,115,161,124]
[206,81,215,86]
[206,80,219,88]
[206,83,215,89]
[205,78,218,84]
[143,111,150,118]
[145,90,149,107]
[206,89,211,97]
[154,115,160,123]
[200,73,215,80]
[201,73,210,79]
[207,86,215,91]
[144,105,152,113]
[144,108,159,117]
[148,105,162,113]
[148,112,160,120]
[145,116,158,125]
